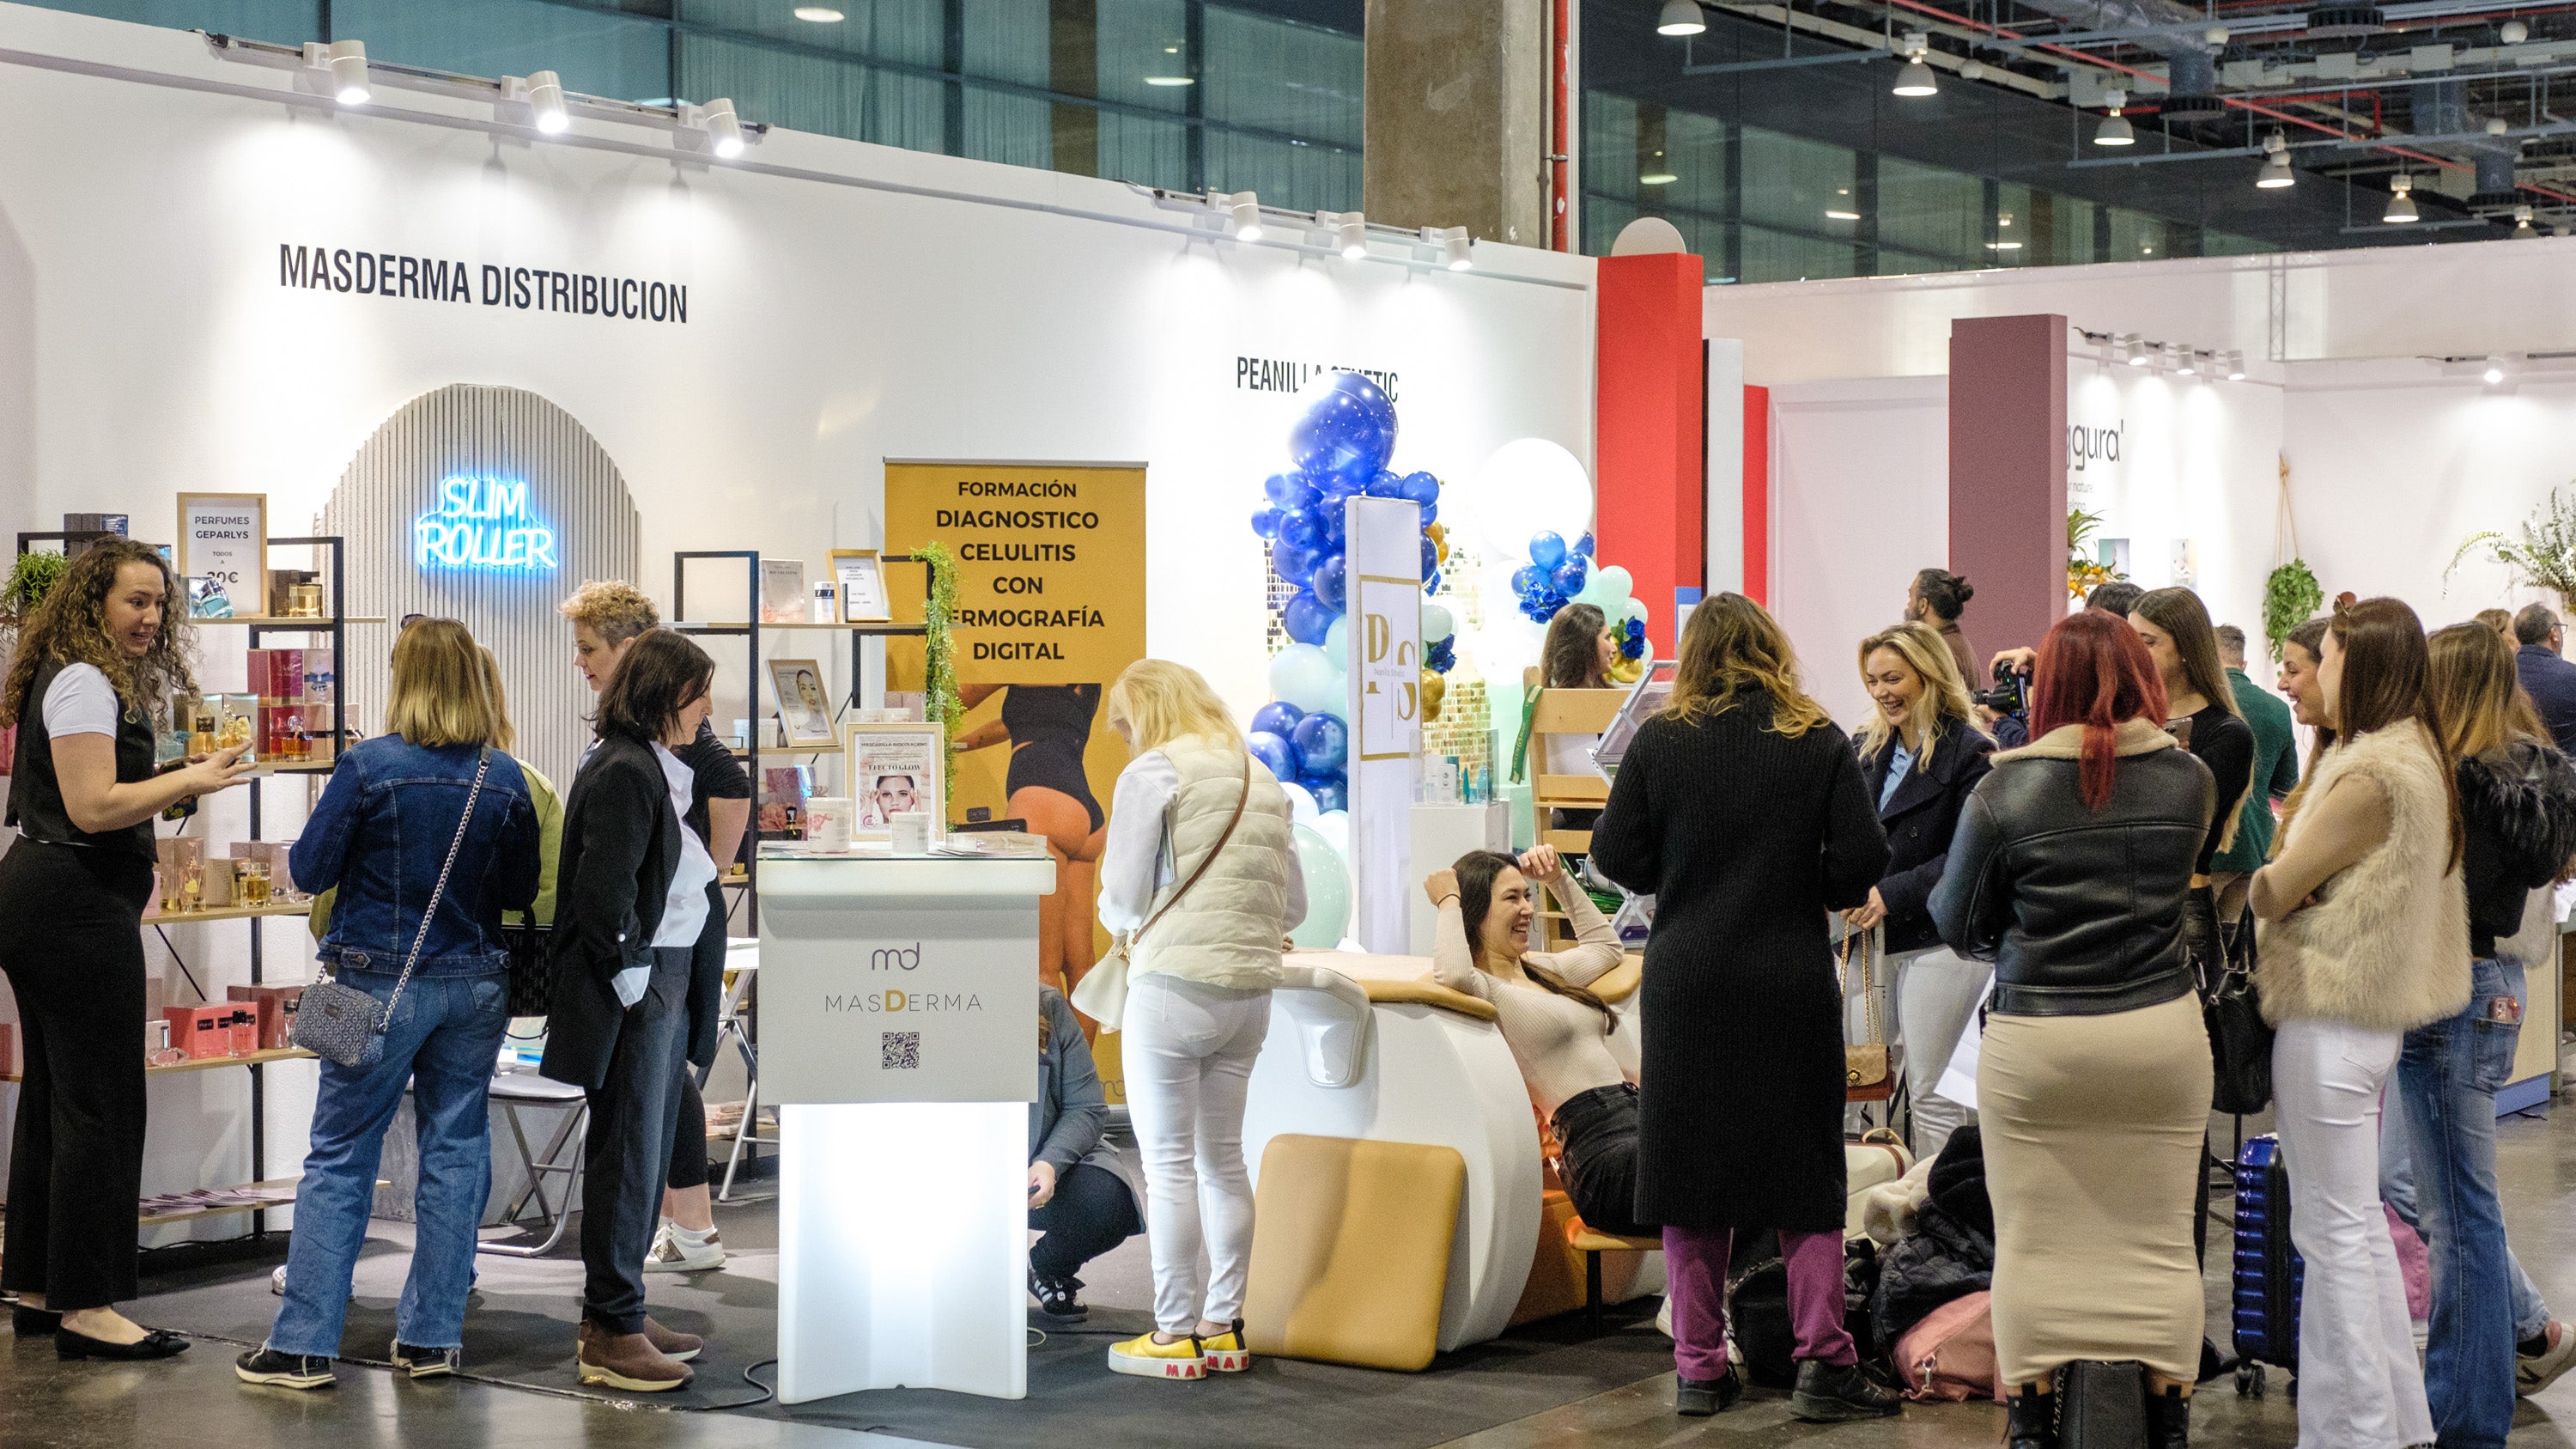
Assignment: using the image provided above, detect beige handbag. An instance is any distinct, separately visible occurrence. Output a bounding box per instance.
[1838,925,1893,1102]
[1072,754,1253,1031]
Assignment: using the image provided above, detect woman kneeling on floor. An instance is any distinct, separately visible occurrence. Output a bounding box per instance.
[1423,845,1647,1238]
[1027,984,1145,1320]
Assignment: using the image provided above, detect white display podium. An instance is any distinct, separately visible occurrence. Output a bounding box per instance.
[756,849,1054,1404]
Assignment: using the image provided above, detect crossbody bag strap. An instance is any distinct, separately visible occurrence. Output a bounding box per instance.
[1131,752,1255,948]
[375,746,493,1031]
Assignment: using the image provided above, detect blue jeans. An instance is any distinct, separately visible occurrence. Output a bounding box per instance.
[266,970,510,1356]
[2391,958,2527,1449]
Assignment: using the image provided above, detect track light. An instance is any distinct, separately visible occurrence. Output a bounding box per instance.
[1657,0,1708,35]
[2225,350,2247,381]
[2385,174,2418,224]
[2123,334,2150,367]
[526,70,569,133]
[323,39,370,105]
[2486,354,2508,384]
[2517,204,2537,232]
[702,97,744,157]
[2256,131,2294,189]
[1336,213,1368,260]
[2094,89,2136,146]
[1228,192,1263,240]
[1437,227,1474,271]
[2175,346,2198,375]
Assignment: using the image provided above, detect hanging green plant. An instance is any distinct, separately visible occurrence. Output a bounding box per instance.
[3,551,68,620]
[2448,487,2576,611]
[913,539,963,739]
[2263,559,2324,661]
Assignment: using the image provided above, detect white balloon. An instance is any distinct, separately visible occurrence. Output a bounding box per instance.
[1322,613,1350,671]
[1466,438,1594,563]
[1281,782,1321,825]
[1589,564,1634,611]
[1313,808,1351,855]
[1421,601,1455,643]
[1271,642,1342,715]
[1619,595,1649,630]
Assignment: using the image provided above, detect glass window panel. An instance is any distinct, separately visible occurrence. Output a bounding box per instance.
[2205,228,2274,257]
[1584,90,1640,210]
[1876,156,1980,269]
[1739,125,1851,236]
[1741,222,1855,283]
[1584,192,1640,258]
[1098,112,1188,189]
[27,0,319,40]
[677,34,943,151]
[1646,107,1727,220]
[1202,5,1358,147]
[334,0,671,102]
[2105,206,2168,261]
[676,0,942,67]
[960,0,1046,88]
[1204,131,1355,213]
[1097,0,1190,112]
[964,84,1051,170]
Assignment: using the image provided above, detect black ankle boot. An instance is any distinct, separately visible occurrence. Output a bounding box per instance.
[2007,1384,2057,1449]
[2143,1383,2190,1449]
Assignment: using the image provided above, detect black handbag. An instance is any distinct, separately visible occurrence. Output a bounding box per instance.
[2199,903,2275,1115]
[500,921,552,1019]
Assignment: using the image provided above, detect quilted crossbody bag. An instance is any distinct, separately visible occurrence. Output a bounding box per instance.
[293,748,492,1067]
[1839,924,1894,1101]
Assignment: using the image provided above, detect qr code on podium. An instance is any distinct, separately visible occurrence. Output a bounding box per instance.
[881,1032,920,1070]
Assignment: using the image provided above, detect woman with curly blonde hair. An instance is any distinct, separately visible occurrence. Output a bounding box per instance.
[0,539,252,1358]
[1590,594,1896,1422]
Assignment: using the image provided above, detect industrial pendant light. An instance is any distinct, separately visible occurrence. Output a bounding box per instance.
[2256,131,2295,189]
[2094,89,2136,147]
[1893,33,1939,96]
[1657,0,1707,36]
[2384,174,2418,224]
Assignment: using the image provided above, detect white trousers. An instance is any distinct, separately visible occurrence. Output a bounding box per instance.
[1122,971,1273,1334]
[2272,1017,2435,1449]
[1893,946,1991,1162]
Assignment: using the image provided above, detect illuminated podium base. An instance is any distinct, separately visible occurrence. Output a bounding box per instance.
[757,851,1053,1405]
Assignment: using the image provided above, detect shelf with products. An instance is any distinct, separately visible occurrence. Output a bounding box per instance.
[148,901,315,924]
[3,1046,313,1085]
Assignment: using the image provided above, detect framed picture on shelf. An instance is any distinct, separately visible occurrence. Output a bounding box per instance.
[830,548,889,623]
[848,721,944,836]
[174,493,267,616]
[769,658,840,749]
[759,558,809,624]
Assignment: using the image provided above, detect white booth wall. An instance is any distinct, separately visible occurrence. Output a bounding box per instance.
[0,1,1596,1233]
[1718,241,2576,730]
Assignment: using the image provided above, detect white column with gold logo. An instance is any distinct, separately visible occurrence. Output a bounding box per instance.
[757,851,1054,1403]
[1345,496,1423,952]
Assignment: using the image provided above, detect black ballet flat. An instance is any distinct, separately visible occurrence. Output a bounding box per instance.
[57,1326,190,1361]
[12,1305,62,1336]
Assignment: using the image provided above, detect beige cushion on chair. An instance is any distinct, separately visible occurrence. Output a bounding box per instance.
[1244,1134,1467,1372]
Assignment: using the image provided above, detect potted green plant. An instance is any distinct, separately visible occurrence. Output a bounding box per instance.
[2448,487,2576,614]
[3,550,67,621]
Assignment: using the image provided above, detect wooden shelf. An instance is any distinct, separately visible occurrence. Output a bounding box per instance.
[186,616,386,626]
[146,902,314,924]
[3,1046,314,1085]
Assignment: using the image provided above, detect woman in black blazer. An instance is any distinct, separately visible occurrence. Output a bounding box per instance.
[540,629,717,1394]
[1844,622,1995,1161]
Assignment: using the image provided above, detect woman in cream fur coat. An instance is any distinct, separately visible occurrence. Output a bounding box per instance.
[2253,598,2468,1449]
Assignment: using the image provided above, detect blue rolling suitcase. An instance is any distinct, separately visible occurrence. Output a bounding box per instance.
[2231,1133,2302,1397]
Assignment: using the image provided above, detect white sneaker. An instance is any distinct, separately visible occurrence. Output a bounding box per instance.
[644,1221,726,1273]
[271,1264,288,1296]
[2521,1319,2576,1397]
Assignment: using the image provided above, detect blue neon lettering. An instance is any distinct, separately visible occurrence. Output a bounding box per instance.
[414,476,557,573]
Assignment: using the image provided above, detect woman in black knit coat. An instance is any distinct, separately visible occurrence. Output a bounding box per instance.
[1591,593,1893,1423]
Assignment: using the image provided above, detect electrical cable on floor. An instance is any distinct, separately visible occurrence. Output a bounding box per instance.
[170,1327,777,1411]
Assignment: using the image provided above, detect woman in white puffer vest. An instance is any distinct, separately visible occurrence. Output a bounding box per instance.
[2253,597,2468,1449]
[1096,660,1304,1381]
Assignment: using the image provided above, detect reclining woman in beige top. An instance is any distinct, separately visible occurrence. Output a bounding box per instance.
[1425,846,1646,1236]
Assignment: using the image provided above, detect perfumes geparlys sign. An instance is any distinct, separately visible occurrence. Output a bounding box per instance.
[754,858,1045,1105]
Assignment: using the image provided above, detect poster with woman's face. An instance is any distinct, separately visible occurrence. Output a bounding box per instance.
[851,729,939,830]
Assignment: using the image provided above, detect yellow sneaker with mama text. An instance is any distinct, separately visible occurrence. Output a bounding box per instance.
[1200,1320,1251,1373]
[1108,1331,1205,1380]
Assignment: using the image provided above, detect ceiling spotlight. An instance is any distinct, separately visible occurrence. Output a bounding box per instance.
[2486,353,2508,384]
[2257,131,2295,188]
[793,4,846,18]
[2206,25,2231,45]
[2225,350,2248,381]
[526,70,569,134]
[2385,174,2418,223]
[1336,212,1368,260]
[2503,19,2530,43]
[2175,347,2198,375]
[1441,228,1474,271]
[2123,334,2151,367]
[702,96,744,157]
[2095,89,2136,146]
[1656,0,1708,35]
[1229,192,1263,240]
[325,38,369,106]
[2517,204,2537,231]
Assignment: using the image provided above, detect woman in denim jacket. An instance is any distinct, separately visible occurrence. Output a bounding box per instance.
[237,619,542,1390]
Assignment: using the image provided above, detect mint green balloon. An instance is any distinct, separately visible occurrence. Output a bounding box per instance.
[1288,823,1351,950]
[1323,613,1350,671]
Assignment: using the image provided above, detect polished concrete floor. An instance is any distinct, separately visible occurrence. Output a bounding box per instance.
[11,1110,2576,1448]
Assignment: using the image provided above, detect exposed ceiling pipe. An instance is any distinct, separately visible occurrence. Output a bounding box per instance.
[2008,0,2222,101]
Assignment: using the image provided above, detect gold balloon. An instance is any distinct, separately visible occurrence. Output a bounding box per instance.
[1427,522,1450,565]
[1420,669,1447,721]
[1608,654,1646,685]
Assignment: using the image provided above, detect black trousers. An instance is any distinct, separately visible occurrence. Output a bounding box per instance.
[0,841,154,1311]
[1553,1082,1654,1239]
[663,895,728,1194]
[580,946,690,1335]
[1029,1162,1141,1279]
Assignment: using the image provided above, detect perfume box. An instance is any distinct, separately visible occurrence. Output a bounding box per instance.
[226,984,306,1050]
[164,1004,229,1061]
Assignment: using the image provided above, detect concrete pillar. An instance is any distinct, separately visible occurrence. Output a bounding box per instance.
[1363,0,1547,246]
[1947,314,2069,659]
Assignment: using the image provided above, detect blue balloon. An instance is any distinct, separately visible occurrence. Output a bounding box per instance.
[1318,500,1347,546]
[1421,535,1439,577]
[1400,471,1441,505]
[1511,565,1544,596]
[1551,558,1589,596]
[1250,506,1282,540]
[1248,730,1301,782]
[1272,537,1319,587]
[1575,532,1596,559]
[1291,712,1350,774]
[1307,777,1348,814]
[1424,569,1442,594]
[1250,700,1304,740]
[1312,551,1350,612]
[1416,498,1438,526]
[1530,531,1568,570]
[1265,472,1317,511]
[1288,373,1399,489]
[1279,507,1324,551]
[1281,589,1334,645]
[1364,469,1405,499]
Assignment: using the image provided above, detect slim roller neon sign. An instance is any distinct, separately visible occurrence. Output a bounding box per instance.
[415,476,558,573]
